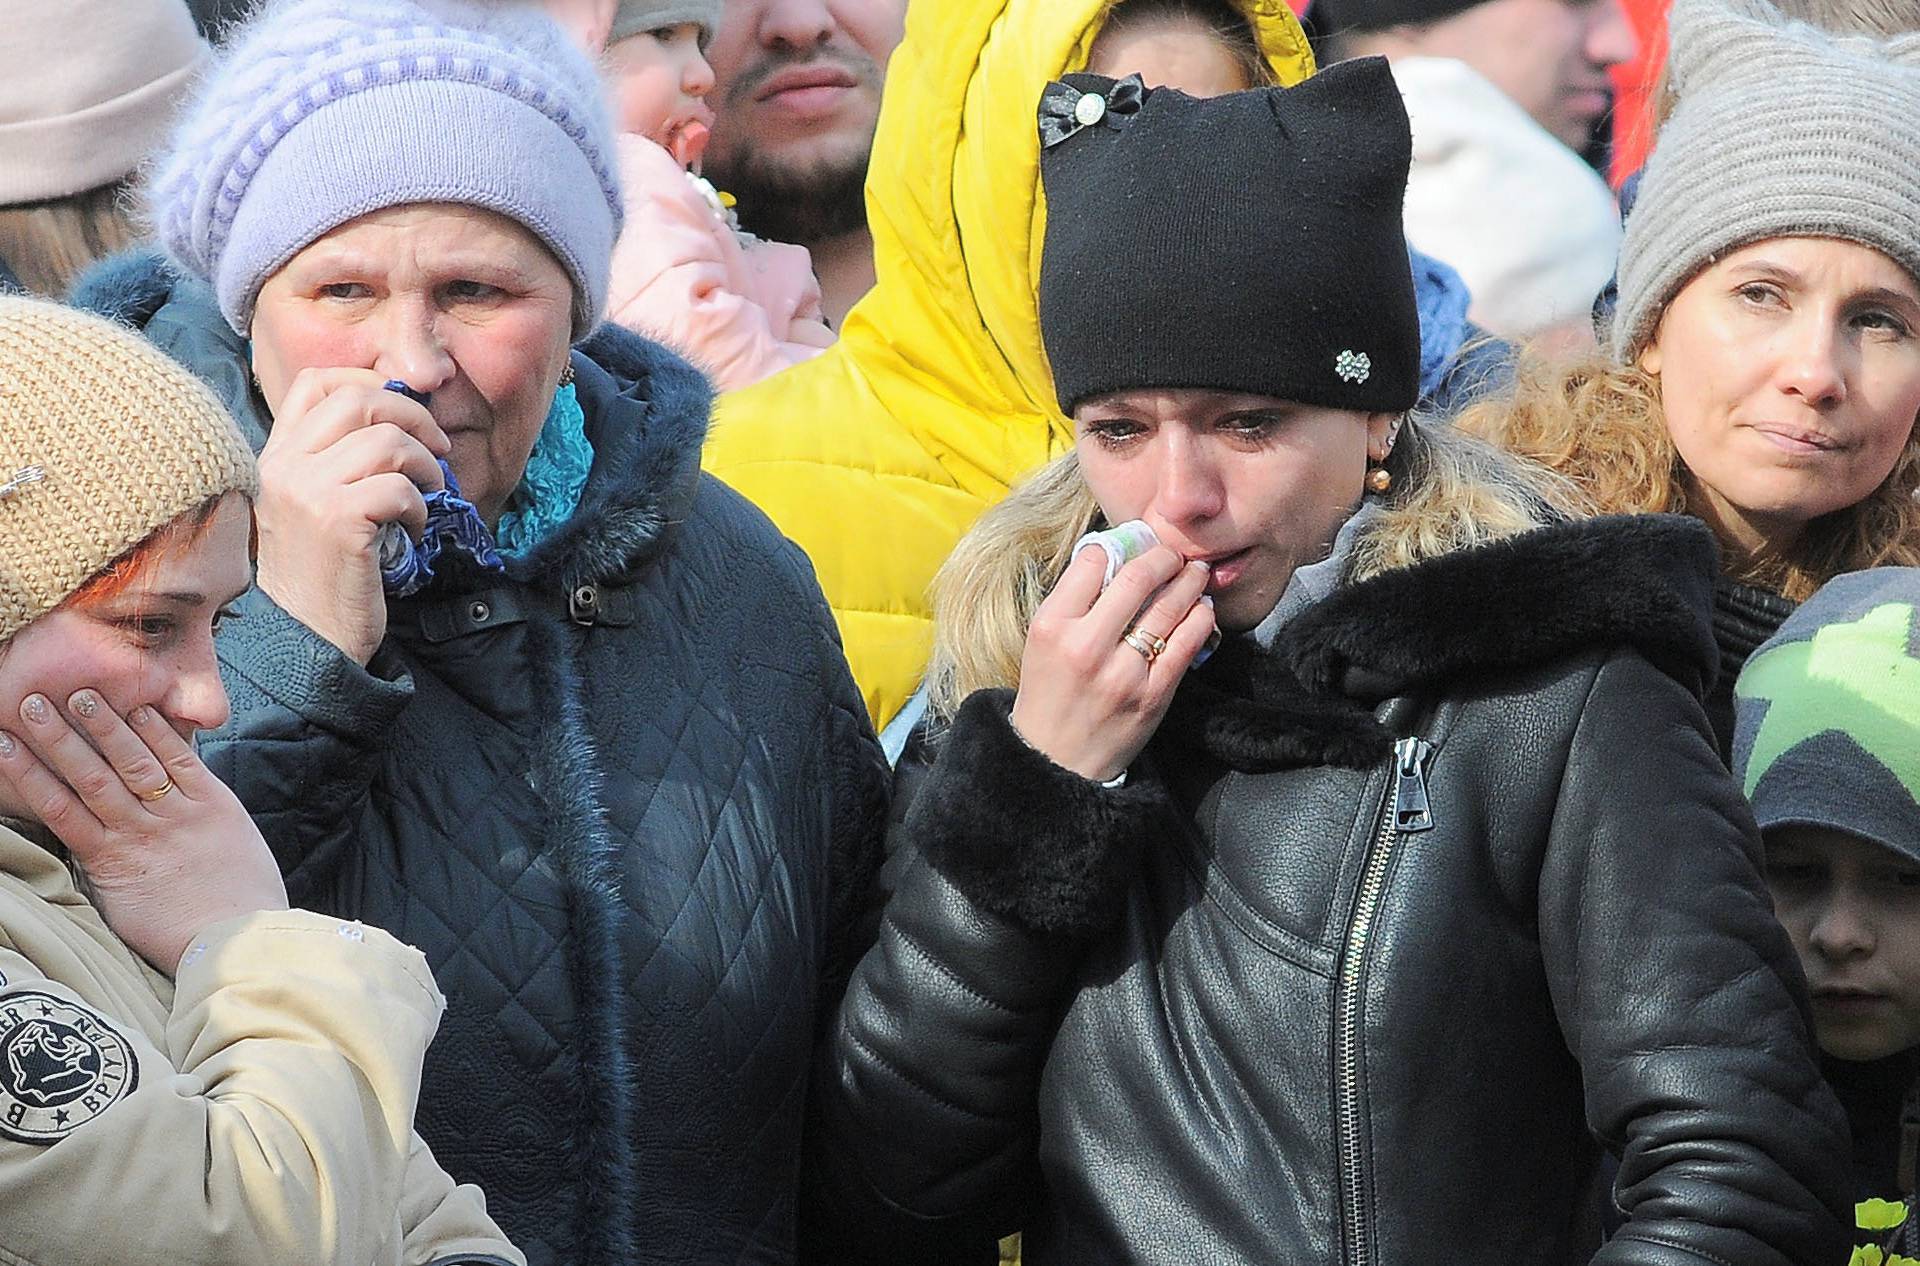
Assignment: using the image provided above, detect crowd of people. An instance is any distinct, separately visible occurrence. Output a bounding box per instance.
[0,0,1916,1263]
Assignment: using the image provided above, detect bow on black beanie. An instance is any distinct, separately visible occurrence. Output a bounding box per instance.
[1037,59,1420,416]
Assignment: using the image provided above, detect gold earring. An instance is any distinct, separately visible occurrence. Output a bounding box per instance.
[1366,466,1393,495]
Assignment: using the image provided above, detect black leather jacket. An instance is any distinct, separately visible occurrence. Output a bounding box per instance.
[809,515,1849,1265]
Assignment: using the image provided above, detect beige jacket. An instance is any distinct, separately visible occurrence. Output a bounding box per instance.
[0,822,522,1266]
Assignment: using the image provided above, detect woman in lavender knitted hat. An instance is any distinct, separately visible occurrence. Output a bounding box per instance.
[73,2,890,1263]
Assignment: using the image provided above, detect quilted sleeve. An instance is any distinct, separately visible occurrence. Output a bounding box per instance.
[812,611,892,1035]
[203,586,414,900]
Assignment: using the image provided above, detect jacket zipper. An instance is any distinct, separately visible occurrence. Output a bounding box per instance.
[1334,736,1433,1266]
[1901,1079,1920,1196]
[1899,1080,1920,1254]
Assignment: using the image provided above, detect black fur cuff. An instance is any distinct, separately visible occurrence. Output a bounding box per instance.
[915,689,1178,938]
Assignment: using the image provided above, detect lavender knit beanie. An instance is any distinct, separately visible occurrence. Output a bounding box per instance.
[147,0,622,338]
[1612,0,1920,360]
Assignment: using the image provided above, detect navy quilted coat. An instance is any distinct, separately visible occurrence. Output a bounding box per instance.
[74,255,892,1266]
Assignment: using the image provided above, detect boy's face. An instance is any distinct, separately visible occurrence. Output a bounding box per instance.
[1767,825,1920,1062]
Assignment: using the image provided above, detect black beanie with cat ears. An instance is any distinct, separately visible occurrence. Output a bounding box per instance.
[1036,60,1420,416]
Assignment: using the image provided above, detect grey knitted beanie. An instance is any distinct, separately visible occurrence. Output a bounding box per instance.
[609,0,722,45]
[1611,0,1920,361]
[147,0,622,339]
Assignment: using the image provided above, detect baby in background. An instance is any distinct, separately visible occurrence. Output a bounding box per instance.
[543,0,835,391]
[1732,568,1920,1262]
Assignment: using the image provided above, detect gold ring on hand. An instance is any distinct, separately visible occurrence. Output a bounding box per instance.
[1123,627,1168,664]
[134,778,175,803]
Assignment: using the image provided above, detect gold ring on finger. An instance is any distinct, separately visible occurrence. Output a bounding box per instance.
[1123,627,1167,664]
[134,778,175,803]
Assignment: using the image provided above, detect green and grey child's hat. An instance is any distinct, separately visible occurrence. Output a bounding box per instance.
[1732,568,1920,862]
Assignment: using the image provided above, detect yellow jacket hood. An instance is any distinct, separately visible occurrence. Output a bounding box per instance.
[704,0,1313,730]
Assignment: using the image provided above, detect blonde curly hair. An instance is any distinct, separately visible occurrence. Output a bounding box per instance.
[1452,351,1920,601]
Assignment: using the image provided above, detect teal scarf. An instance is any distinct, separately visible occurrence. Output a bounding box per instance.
[497,380,592,557]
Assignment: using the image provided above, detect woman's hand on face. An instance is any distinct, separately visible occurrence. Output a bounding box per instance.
[254,367,451,665]
[1009,545,1216,783]
[0,690,289,975]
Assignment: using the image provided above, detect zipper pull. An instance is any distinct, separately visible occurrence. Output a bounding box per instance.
[1392,737,1435,834]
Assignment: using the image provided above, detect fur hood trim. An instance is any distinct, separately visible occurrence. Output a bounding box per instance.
[69,249,184,330]
[73,250,712,598]
[1158,514,1721,773]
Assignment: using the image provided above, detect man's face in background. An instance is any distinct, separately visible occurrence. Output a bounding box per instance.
[701,0,907,245]
[1403,0,1637,149]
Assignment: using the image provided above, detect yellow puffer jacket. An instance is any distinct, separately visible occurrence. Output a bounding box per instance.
[703,0,1314,731]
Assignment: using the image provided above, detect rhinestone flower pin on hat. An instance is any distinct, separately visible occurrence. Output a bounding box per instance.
[0,467,46,499]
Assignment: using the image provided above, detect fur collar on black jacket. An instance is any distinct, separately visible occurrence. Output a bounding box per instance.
[72,249,712,603]
[924,513,1722,940]
[1154,513,1721,773]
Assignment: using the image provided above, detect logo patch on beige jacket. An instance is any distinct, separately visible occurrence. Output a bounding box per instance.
[0,992,138,1144]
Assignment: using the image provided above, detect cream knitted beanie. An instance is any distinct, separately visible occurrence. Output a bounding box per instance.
[0,296,258,644]
[1612,0,1920,360]
[0,0,207,204]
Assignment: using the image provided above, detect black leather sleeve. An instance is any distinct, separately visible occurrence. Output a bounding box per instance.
[800,690,1178,1259]
[1537,651,1851,1266]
